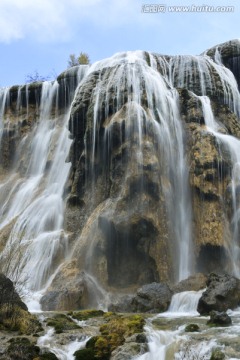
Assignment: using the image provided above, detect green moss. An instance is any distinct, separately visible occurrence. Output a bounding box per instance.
[210,349,225,360]
[71,309,105,321]
[74,348,95,360]
[0,306,43,334]
[6,337,40,360]
[46,314,80,334]
[100,314,145,338]
[85,336,111,360]
[103,312,115,318]
[185,323,200,332]
[37,352,59,360]
[81,314,145,360]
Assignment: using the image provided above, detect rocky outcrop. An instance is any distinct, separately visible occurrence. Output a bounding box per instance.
[207,310,232,326]
[110,282,173,313]
[197,273,240,315]
[1,40,240,310]
[179,87,239,274]
[40,262,89,311]
[205,39,240,90]
[172,273,207,293]
[0,273,27,311]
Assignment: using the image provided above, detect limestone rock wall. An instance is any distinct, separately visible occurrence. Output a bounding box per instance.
[1,40,240,310]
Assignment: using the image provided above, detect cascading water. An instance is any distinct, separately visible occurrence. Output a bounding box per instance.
[200,95,240,276]
[0,41,240,310]
[0,88,10,144]
[82,51,193,282]
[135,290,207,360]
[0,66,89,308]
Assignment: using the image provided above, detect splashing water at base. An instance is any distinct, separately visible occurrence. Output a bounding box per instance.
[37,324,89,360]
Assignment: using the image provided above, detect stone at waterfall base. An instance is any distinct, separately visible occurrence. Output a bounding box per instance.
[197,273,240,315]
[109,282,173,313]
[207,310,232,326]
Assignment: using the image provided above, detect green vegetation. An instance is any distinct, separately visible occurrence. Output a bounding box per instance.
[6,337,40,360]
[210,349,225,360]
[6,338,58,360]
[74,348,95,360]
[46,314,80,334]
[70,309,105,321]
[36,353,59,360]
[0,305,43,334]
[74,314,145,360]
[185,323,200,332]
[68,52,90,67]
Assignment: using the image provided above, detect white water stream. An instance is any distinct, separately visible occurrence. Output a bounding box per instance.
[1,49,240,359]
[90,51,193,281]
[1,49,240,303]
[135,290,240,360]
[37,323,90,360]
[200,95,240,276]
[0,67,89,309]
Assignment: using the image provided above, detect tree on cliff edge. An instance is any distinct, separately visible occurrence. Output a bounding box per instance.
[68,52,90,67]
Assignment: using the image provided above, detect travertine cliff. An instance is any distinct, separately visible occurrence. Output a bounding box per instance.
[0,40,240,310]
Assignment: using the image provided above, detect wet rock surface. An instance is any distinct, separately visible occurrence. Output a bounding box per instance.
[109,282,173,313]
[197,273,240,315]
[207,310,232,326]
[1,40,240,309]
[172,273,207,293]
[0,273,27,311]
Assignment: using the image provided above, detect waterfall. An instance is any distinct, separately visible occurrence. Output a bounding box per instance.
[0,66,89,307]
[136,290,204,360]
[167,290,203,316]
[83,51,193,282]
[200,96,240,276]
[37,324,89,360]
[0,42,240,308]
[0,87,10,145]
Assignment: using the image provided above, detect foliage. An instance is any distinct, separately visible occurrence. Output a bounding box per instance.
[70,309,104,321]
[6,337,40,360]
[210,349,225,360]
[36,353,59,360]
[74,348,95,360]
[74,314,145,360]
[78,52,90,65]
[185,323,200,332]
[68,52,90,67]
[0,305,42,334]
[46,313,80,333]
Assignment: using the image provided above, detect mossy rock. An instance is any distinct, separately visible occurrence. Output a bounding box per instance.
[34,352,59,360]
[86,336,111,360]
[46,314,80,333]
[71,309,105,321]
[82,314,145,360]
[0,306,43,334]
[185,323,200,332]
[100,314,145,338]
[6,337,40,360]
[74,348,95,360]
[210,348,225,360]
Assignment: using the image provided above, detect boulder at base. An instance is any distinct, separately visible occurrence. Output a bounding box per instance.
[110,282,172,313]
[0,273,27,311]
[197,273,240,315]
[207,310,232,326]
